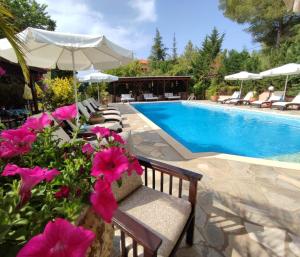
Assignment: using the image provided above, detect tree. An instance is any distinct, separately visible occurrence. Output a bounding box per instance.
[149,28,168,61]
[171,33,178,61]
[0,2,29,82]
[1,0,56,38]
[219,0,300,47]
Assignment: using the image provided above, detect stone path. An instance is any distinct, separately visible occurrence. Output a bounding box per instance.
[113,102,300,257]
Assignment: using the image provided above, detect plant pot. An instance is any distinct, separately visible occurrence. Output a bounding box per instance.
[77,207,114,257]
[89,114,105,125]
[210,95,219,102]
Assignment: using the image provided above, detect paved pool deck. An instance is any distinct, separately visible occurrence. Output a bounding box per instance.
[113,101,300,257]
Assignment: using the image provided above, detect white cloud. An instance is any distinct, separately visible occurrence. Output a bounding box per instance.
[129,0,157,22]
[36,0,153,57]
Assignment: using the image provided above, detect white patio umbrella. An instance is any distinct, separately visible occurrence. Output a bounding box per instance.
[260,63,300,99]
[225,71,262,96]
[78,71,118,102]
[283,0,300,13]
[0,27,133,124]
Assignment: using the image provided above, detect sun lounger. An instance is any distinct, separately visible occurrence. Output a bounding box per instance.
[82,100,121,116]
[251,91,284,108]
[218,91,241,104]
[143,93,159,101]
[229,91,254,105]
[89,98,118,111]
[77,102,122,124]
[271,93,300,110]
[164,92,181,100]
[121,94,135,103]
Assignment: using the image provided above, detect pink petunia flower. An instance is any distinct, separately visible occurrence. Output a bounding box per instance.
[55,186,70,199]
[0,66,6,77]
[111,132,126,144]
[128,157,143,176]
[2,164,60,205]
[0,127,37,158]
[52,104,77,121]
[91,147,129,183]
[82,143,94,155]
[22,113,51,132]
[91,126,110,138]
[17,218,95,257]
[90,179,118,223]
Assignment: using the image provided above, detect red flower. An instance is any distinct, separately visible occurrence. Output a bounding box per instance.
[91,126,110,138]
[17,218,95,257]
[90,179,117,223]
[0,127,37,158]
[52,104,77,121]
[82,143,94,155]
[111,132,126,144]
[128,157,143,176]
[2,164,60,205]
[91,147,129,183]
[55,186,70,199]
[0,66,5,77]
[22,113,51,132]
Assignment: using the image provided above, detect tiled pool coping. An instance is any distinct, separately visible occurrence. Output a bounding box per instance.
[130,101,300,170]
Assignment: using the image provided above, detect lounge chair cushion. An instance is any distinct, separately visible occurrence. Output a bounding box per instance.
[118,186,191,257]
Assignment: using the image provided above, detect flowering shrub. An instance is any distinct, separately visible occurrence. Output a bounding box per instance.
[0,104,143,256]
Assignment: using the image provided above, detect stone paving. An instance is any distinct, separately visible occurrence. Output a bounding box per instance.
[113,102,300,257]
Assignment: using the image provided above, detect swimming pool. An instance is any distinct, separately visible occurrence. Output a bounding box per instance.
[132,102,300,162]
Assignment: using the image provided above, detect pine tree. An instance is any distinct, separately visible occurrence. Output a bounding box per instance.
[149,28,168,61]
[171,33,178,61]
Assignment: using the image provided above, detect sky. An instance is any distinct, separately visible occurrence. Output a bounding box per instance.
[36,0,260,59]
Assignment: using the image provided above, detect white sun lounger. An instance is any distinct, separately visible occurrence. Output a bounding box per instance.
[251,91,284,108]
[82,100,120,116]
[164,92,181,100]
[143,93,159,101]
[121,94,135,103]
[218,91,241,104]
[272,93,300,110]
[229,91,254,105]
[88,98,118,112]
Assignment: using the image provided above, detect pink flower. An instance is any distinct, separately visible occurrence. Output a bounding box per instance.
[0,127,37,158]
[2,164,60,205]
[111,132,126,144]
[91,147,129,183]
[82,143,94,155]
[90,179,118,223]
[55,186,70,199]
[128,158,143,176]
[17,218,95,257]
[91,126,110,138]
[52,104,77,121]
[22,113,51,132]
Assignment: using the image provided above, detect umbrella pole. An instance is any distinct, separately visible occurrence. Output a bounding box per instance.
[239,81,243,98]
[71,50,79,126]
[283,75,289,100]
[98,83,100,103]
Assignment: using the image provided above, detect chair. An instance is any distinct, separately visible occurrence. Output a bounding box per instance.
[228,91,254,105]
[143,93,159,101]
[187,93,196,100]
[121,94,135,103]
[82,99,121,116]
[88,98,118,111]
[217,91,241,104]
[164,93,181,100]
[271,93,300,110]
[251,91,284,108]
[77,102,122,124]
[112,156,202,257]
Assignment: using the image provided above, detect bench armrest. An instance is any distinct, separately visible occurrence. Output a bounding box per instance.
[113,209,162,257]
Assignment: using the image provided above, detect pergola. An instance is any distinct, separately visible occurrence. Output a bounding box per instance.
[109,76,191,102]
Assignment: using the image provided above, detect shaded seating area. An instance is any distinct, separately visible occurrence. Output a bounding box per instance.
[271,92,300,110]
[109,76,191,102]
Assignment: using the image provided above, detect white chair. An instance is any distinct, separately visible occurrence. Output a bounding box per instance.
[121,94,135,103]
[218,91,241,104]
[251,91,284,108]
[143,93,159,101]
[164,93,181,100]
[272,93,300,110]
[228,91,254,105]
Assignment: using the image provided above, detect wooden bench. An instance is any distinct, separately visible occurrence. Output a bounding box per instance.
[112,156,202,257]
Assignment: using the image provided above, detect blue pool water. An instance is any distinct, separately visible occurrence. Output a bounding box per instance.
[132,102,300,161]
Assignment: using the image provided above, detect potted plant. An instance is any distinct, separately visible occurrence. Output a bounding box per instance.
[0,104,143,257]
